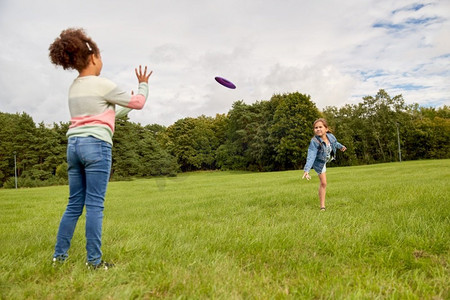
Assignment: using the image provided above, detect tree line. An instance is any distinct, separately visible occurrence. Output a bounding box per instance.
[0,89,448,188]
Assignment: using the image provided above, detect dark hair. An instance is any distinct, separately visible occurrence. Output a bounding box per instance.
[313,118,332,133]
[49,28,99,72]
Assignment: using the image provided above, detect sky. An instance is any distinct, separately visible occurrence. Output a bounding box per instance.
[0,0,449,127]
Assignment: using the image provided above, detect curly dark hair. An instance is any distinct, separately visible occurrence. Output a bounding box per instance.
[49,28,100,72]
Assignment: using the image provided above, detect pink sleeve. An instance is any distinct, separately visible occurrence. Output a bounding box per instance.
[127,94,146,109]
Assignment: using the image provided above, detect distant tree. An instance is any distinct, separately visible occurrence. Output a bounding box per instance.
[22,122,66,181]
[403,106,450,160]
[357,90,406,162]
[144,123,167,139]
[322,105,358,165]
[217,93,320,171]
[216,100,262,170]
[1,90,449,187]
[112,116,141,178]
[0,112,38,186]
[112,117,178,178]
[269,92,321,170]
[323,89,450,164]
[163,116,220,171]
[135,125,178,176]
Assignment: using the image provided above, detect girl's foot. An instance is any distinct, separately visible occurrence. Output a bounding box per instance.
[320,207,326,211]
[52,256,66,266]
[86,260,115,270]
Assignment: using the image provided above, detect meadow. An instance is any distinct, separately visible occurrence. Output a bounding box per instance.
[0,160,449,299]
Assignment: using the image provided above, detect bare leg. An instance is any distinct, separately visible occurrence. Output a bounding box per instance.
[318,173,327,209]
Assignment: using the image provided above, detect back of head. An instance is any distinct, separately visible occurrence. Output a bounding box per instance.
[48,28,99,72]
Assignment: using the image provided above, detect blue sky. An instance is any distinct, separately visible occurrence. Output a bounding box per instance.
[0,0,449,126]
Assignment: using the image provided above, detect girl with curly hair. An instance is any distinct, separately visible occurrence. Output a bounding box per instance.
[49,28,152,269]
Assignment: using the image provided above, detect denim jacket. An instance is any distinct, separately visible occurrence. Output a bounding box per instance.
[303,133,345,174]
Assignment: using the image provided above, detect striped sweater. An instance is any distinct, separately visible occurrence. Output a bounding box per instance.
[66,76,148,144]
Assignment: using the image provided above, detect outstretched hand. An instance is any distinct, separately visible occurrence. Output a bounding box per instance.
[135,65,153,83]
[302,172,311,181]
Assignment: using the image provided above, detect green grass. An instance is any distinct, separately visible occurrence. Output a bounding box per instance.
[1,160,449,299]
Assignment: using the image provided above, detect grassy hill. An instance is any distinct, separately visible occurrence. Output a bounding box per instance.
[1,160,449,299]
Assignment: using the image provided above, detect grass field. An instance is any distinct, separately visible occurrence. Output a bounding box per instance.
[0,160,449,299]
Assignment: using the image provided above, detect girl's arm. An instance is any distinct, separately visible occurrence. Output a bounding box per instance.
[125,65,152,110]
[303,139,319,174]
[105,82,149,110]
[106,66,153,114]
[330,133,347,152]
[336,141,347,152]
[116,106,132,118]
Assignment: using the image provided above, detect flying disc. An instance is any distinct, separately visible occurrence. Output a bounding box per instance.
[215,76,236,89]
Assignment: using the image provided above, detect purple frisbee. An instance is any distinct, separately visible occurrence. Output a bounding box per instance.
[215,76,236,89]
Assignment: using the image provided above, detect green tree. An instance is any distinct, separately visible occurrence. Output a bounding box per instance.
[359,90,405,162]
[135,125,178,176]
[22,122,66,181]
[164,116,219,171]
[112,117,178,178]
[323,104,359,166]
[403,106,450,160]
[216,101,263,170]
[0,112,37,186]
[112,116,141,178]
[218,93,320,171]
[269,92,321,170]
[323,90,450,164]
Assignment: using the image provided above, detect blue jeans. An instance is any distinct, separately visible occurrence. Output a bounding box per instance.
[53,136,112,265]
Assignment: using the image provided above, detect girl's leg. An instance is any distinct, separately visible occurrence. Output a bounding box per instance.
[81,138,112,266]
[54,139,86,260]
[318,172,327,209]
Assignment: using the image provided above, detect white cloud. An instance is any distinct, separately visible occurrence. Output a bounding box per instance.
[0,0,448,127]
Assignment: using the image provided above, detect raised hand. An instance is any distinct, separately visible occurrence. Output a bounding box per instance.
[135,65,153,83]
